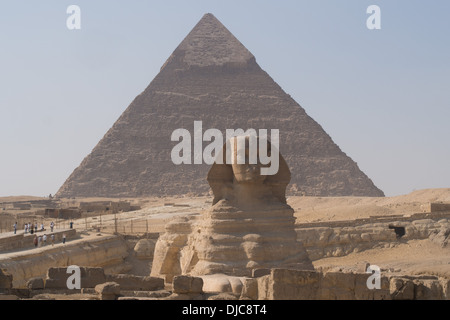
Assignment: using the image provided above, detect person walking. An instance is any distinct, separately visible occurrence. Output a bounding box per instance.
[51,234,55,246]
[38,235,42,247]
[40,223,44,231]
[62,233,66,244]
[33,235,38,248]
[13,222,17,234]
[50,221,54,232]
[30,224,34,235]
[43,234,47,246]
[34,223,38,233]
[24,223,28,234]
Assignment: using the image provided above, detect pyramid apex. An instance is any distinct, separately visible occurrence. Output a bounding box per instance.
[165,13,255,69]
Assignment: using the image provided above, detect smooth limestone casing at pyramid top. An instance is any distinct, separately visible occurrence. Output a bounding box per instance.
[57,13,384,198]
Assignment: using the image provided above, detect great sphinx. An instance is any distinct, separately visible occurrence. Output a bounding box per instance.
[151,136,313,281]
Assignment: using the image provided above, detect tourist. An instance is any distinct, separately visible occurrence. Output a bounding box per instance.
[41,223,44,231]
[24,223,28,234]
[13,222,17,234]
[51,234,55,246]
[34,223,38,233]
[33,235,38,248]
[43,234,47,246]
[50,221,54,232]
[30,224,34,235]
[62,233,66,244]
[38,235,42,247]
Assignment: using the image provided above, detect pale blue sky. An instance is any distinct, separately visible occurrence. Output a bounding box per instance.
[0,1,449,197]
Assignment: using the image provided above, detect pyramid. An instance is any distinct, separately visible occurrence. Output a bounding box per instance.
[56,13,384,198]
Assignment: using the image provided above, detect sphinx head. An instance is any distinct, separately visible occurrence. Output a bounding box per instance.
[207,135,291,205]
[230,136,269,185]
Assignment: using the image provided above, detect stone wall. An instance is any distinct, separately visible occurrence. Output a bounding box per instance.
[428,203,450,213]
[0,229,77,252]
[296,213,450,260]
[256,269,450,300]
[0,235,129,288]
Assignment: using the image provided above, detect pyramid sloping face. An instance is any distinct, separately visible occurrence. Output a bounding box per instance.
[56,13,384,198]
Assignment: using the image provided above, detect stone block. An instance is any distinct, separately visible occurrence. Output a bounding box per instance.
[105,274,164,291]
[173,275,203,294]
[354,273,390,300]
[0,269,12,290]
[27,277,44,290]
[390,277,415,300]
[134,239,156,260]
[240,278,258,300]
[95,282,120,300]
[45,267,106,289]
[261,269,321,300]
[414,279,444,300]
[252,268,271,278]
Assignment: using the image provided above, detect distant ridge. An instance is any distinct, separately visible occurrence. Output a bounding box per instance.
[57,13,384,198]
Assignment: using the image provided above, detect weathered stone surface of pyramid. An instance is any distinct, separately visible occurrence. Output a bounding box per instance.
[56,13,384,198]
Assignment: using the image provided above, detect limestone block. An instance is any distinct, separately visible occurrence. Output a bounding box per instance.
[150,217,192,282]
[95,282,120,300]
[319,272,356,300]
[390,278,415,300]
[26,277,44,290]
[429,227,450,247]
[45,267,106,289]
[0,294,18,300]
[414,279,444,300]
[201,274,233,293]
[240,278,258,300]
[0,269,12,290]
[354,273,390,300]
[173,275,203,294]
[440,279,450,300]
[207,293,240,300]
[105,274,164,291]
[259,269,321,300]
[252,268,271,278]
[134,239,156,260]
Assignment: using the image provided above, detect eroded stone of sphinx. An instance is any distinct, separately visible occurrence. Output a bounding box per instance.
[151,137,313,281]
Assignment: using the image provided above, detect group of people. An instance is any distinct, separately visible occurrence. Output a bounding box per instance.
[32,232,66,248]
[11,221,66,248]
[15,221,55,235]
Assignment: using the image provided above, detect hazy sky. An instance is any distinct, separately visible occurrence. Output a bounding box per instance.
[1,1,449,197]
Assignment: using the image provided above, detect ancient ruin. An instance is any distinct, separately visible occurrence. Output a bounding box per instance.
[56,13,384,198]
[151,137,313,281]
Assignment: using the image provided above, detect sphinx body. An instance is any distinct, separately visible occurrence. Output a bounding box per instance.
[151,137,313,281]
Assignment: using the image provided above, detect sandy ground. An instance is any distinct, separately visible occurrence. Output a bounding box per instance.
[290,188,450,223]
[313,239,450,278]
